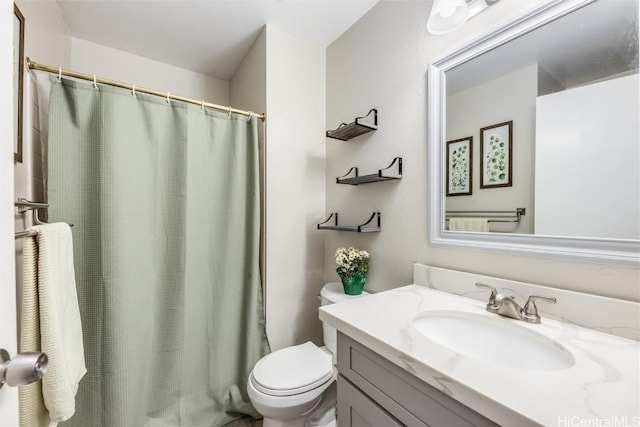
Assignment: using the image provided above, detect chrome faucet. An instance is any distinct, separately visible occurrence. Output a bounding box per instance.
[475,283,556,324]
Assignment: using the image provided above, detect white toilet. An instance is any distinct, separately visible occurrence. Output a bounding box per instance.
[247,282,369,427]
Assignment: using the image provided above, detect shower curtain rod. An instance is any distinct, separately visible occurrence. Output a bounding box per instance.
[26,58,265,121]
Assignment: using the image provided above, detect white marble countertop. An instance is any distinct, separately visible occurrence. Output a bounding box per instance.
[319,284,640,426]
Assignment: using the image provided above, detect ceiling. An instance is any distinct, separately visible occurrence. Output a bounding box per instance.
[56,0,380,80]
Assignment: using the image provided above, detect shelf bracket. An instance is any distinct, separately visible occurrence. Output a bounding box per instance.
[336,167,359,182]
[317,212,381,233]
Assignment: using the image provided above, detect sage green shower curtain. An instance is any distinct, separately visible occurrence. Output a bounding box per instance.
[47,77,270,427]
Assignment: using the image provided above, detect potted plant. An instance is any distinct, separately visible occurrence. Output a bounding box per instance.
[335,247,370,295]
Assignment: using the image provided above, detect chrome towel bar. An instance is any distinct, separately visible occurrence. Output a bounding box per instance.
[445,208,525,223]
[14,198,73,239]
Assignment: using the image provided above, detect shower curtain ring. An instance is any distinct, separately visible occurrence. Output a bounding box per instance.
[166,92,171,105]
[57,67,62,82]
[228,106,232,118]
[246,111,254,121]
[201,100,205,112]
[132,84,137,98]
[93,75,98,90]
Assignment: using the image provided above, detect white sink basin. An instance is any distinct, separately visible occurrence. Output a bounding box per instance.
[412,310,575,371]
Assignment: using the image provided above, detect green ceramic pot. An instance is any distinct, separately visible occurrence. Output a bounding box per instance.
[338,270,366,295]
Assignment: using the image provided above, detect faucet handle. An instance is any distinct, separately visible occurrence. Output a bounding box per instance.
[522,295,557,323]
[475,283,499,310]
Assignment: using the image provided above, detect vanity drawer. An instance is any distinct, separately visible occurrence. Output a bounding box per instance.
[337,332,497,427]
[338,374,403,427]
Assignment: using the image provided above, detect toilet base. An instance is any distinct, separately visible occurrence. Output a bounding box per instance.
[261,382,336,427]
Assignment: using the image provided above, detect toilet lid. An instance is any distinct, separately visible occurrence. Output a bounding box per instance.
[251,342,333,396]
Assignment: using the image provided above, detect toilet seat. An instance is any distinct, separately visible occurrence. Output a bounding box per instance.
[251,342,333,397]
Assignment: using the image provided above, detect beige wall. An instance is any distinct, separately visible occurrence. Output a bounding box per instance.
[14,0,71,68]
[264,25,326,350]
[325,1,639,302]
[231,28,266,114]
[230,27,267,325]
[70,37,229,104]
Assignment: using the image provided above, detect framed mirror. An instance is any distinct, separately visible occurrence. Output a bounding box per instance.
[428,0,639,265]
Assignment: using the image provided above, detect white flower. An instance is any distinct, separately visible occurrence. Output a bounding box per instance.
[335,246,370,277]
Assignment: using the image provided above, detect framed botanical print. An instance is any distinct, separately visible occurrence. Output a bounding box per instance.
[446,136,472,196]
[480,121,512,188]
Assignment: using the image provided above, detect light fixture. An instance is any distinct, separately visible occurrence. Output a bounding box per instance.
[427,0,469,35]
[427,0,500,35]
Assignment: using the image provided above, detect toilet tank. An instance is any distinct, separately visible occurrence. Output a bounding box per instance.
[320,282,370,355]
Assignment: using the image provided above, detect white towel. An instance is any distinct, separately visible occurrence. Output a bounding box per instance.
[19,223,86,427]
[449,217,490,232]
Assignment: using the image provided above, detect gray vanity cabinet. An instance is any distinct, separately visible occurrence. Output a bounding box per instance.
[338,378,403,426]
[336,332,498,427]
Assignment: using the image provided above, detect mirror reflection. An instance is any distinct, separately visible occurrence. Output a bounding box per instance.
[444,0,639,240]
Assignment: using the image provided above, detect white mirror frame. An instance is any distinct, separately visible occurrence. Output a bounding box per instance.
[427,0,640,266]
